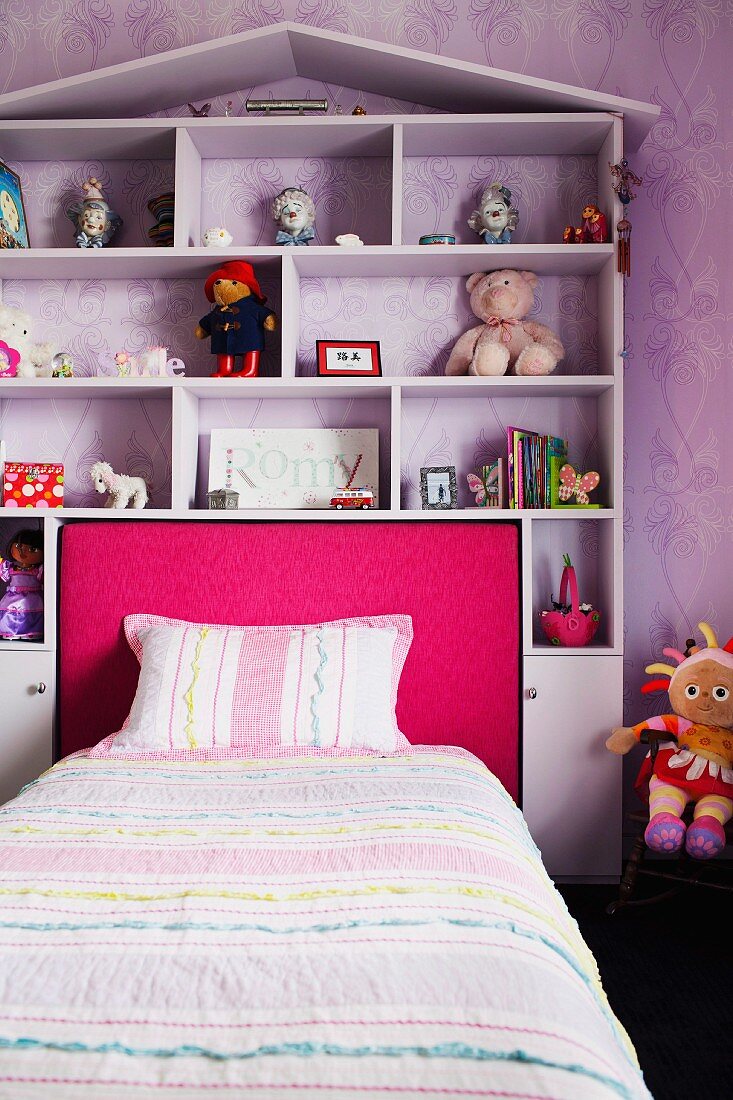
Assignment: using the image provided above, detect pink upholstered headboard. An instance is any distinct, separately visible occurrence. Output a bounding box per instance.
[59,521,520,797]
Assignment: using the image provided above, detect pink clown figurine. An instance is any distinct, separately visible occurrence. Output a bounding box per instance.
[606,622,733,860]
[66,177,122,248]
[0,528,44,640]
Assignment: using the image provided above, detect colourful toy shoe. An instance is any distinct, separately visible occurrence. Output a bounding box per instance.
[685,816,726,860]
[644,812,686,853]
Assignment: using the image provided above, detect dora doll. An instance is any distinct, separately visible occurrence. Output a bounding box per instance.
[0,529,44,640]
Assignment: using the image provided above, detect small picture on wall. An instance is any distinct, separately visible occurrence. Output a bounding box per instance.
[0,160,30,249]
[316,340,382,377]
[420,466,457,510]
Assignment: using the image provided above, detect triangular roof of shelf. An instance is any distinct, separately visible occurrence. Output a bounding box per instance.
[0,22,657,149]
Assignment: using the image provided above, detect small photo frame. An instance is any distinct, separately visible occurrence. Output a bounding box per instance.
[316,340,382,377]
[0,160,30,249]
[420,466,457,510]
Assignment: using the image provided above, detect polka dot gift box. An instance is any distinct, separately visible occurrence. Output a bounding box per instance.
[3,462,64,508]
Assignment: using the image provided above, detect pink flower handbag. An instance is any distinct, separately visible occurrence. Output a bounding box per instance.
[539,555,601,647]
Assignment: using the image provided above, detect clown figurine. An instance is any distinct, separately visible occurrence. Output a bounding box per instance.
[271,187,316,246]
[468,182,519,245]
[606,622,733,860]
[194,260,277,378]
[66,177,122,248]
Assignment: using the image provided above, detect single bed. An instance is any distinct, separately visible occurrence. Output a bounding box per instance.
[0,521,650,1098]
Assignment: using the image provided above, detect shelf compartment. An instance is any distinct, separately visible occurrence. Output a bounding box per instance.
[0,270,282,380]
[178,121,394,251]
[2,156,174,251]
[197,156,392,250]
[402,151,598,248]
[0,514,47,646]
[0,395,173,509]
[191,393,392,511]
[295,268,608,378]
[530,516,617,651]
[400,391,605,511]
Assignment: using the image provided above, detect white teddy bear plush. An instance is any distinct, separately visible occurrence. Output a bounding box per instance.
[0,305,55,378]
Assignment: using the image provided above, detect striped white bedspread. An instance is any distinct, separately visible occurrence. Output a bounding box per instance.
[0,748,650,1099]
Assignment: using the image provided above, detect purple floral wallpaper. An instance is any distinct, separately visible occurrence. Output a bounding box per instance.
[1,5,730,778]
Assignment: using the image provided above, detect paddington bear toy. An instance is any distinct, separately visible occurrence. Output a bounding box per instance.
[195,260,277,378]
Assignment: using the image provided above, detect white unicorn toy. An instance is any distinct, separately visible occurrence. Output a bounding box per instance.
[90,461,148,509]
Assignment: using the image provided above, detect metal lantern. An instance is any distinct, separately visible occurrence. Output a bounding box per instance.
[207,488,240,510]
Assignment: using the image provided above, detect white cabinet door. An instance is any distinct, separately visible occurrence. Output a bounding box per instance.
[0,651,54,806]
[522,655,622,880]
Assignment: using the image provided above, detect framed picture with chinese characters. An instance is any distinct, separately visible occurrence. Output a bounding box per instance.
[316,340,382,377]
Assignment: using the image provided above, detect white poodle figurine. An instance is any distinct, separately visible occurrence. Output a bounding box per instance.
[90,461,148,509]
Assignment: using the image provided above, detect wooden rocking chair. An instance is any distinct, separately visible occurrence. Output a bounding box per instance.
[607,732,733,914]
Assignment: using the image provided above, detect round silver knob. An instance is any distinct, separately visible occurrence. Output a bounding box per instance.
[527,687,537,700]
[36,682,46,694]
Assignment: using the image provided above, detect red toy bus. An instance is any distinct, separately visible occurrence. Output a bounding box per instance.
[329,488,374,509]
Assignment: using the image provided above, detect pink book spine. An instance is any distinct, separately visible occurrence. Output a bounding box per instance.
[507,427,516,508]
[516,440,524,510]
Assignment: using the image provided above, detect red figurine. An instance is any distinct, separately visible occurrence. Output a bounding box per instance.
[581,203,607,243]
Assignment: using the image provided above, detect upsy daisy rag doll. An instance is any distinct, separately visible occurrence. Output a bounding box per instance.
[0,528,44,640]
[606,622,733,859]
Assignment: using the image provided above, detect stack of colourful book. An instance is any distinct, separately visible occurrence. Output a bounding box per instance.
[506,425,568,509]
[147,192,175,247]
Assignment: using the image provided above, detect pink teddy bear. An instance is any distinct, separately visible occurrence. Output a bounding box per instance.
[445,269,564,377]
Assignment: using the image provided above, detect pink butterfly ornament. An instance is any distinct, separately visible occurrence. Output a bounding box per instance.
[467,460,503,508]
[558,463,600,505]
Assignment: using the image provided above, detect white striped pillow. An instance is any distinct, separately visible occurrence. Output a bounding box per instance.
[90,616,412,759]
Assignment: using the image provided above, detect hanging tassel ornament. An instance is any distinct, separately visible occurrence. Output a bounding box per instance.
[617,217,632,277]
[609,158,642,277]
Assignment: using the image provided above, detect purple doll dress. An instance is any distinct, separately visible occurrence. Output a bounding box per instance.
[0,560,44,639]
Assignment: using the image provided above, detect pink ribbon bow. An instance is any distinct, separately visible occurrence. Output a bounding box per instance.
[486,316,519,344]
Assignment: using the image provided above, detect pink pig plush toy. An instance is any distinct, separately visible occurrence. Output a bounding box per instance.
[445,269,564,377]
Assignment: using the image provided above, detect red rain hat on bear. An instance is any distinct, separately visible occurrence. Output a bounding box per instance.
[204,260,266,304]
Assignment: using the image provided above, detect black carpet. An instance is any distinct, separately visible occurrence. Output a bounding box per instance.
[559,876,732,1100]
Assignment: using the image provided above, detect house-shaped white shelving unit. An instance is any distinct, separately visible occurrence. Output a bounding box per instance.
[0,24,658,880]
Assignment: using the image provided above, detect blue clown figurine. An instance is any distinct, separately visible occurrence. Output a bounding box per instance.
[468,182,519,245]
[272,187,316,246]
